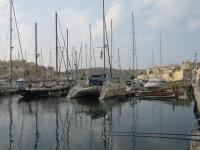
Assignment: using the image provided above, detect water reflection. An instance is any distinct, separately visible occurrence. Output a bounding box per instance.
[34,101,39,150]
[0,95,194,150]
[8,97,13,150]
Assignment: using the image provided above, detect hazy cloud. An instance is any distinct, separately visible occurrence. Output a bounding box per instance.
[0,0,9,25]
[187,18,200,31]
[132,0,200,31]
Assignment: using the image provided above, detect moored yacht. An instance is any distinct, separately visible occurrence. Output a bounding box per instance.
[17,78,71,98]
[67,74,107,99]
[99,80,127,100]
[0,78,18,95]
[143,78,167,90]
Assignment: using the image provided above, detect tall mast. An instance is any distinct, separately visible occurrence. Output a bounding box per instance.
[72,47,74,70]
[35,22,38,77]
[89,24,92,68]
[66,28,69,73]
[75,50,78,80]
[10,0,13,82]
[103,0,105,70]
[132,11,135,70]
[135,42,138,70]
[118,48,122,80]
[110,19,113,67]
[85,44,88,69]
[152,50,154,68]
[55,12,58,74]
[160,33,163,71]
[50,51,51,67]
[80,42,83,70]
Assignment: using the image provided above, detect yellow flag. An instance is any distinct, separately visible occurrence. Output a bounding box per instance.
[100,50,103,59]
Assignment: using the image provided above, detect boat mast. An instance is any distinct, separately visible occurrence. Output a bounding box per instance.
[49,51,51,67]
[135,42,138,70]
[80,42,83,70]
[75,50,78,80]
[160,33,163,72]
[132,11,135,71]
[111,19,113,70]
[152,50,154,68]
[89,24,92,68]
[35,22,38,77]
[55,12,58,74]
[194,53,198,85]
[84,44,88,78]
[118,48,122,80]
[103,0,105,70]
[66,28,69,73]
[10,0,13,82]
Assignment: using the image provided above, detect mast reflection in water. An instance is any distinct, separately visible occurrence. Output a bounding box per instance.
[0,95,195,150]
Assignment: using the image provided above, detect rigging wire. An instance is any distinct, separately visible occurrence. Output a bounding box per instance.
[77,43,82,69]
[104,17,112,78]
[91,35,97,68]
[12,0,24,60]
[58,37,67,72]
[57,16,72,71]
[110,131,199,137]
[109,133,200,142]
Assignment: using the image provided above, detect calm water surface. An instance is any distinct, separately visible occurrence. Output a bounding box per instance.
[0,95,195,150]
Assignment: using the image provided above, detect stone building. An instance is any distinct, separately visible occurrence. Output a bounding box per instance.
[0,60,54,79]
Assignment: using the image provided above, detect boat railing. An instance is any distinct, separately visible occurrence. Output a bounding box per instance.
[76,80,87,86]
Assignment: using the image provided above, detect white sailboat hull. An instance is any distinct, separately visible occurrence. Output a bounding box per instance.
[99,82,127,100]
[67,85,100,99]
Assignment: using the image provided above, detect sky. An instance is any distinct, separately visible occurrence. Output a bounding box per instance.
[0,0,200,70]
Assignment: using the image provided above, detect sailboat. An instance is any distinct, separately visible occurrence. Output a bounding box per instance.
[18,14,72,98]
[99,81,127,100]
[0,0,18,95]
[67,24,107,99]
[98,0,127,100]
[67,74,107,99]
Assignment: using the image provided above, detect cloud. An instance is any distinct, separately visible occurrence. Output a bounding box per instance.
[59,0,127,43]
[55,0,128,68]
[187,18,200,31]
[0,0,9,25]
[58,8,94,47]
[132,0,200,30]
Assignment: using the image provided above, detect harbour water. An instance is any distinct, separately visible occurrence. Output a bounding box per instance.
[0,95,195,150]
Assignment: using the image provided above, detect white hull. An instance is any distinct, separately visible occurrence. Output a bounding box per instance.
[67,85,100,99]
[99,82,127,100]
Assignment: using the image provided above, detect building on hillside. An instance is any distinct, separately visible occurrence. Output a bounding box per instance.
[0,60,54,79]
